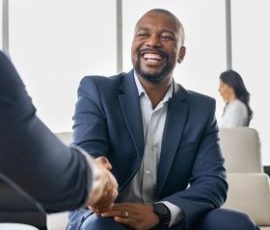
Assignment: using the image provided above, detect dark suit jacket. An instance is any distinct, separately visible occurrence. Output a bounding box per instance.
[73,70,228,228]
[0,51,92,213]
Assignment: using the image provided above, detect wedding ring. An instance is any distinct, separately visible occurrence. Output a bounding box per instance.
[124,210,129,218]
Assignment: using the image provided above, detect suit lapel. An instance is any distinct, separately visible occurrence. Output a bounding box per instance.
[118,70,144,161]
[157,83,189,194]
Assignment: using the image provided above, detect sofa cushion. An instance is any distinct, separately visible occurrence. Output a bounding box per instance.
[0,223,39,230]
[223,173,270,225]
[47,212,68,230]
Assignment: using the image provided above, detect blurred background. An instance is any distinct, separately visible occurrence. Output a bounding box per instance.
[1,0,269,165]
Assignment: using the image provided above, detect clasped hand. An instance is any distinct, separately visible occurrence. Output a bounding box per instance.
[88,156,118,213]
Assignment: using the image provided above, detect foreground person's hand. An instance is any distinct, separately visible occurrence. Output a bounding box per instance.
[84,156,118,213]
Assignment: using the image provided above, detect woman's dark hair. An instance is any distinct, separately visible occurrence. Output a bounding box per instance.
[220,69,253,123]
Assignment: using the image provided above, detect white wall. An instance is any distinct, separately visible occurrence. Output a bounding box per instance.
[9,0,116,132]
[231,0,270,165]
[0,0,3,50]
[5,1,270,165]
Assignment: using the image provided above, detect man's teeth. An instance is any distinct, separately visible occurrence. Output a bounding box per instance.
[143,53,163,60]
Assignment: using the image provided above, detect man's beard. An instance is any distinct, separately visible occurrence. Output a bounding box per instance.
[134,54,174,83]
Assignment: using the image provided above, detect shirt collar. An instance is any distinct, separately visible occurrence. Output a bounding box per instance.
[133,71,173,104]
[134,71,145,97]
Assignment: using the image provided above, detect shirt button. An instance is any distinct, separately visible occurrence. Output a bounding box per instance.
[145,169,150,175]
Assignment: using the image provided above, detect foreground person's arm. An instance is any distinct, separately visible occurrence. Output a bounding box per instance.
[0,51,117,212]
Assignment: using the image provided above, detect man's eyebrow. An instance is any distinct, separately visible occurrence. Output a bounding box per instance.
[135,26,149,31]
[161,30,176,35]
[136,27,176,35]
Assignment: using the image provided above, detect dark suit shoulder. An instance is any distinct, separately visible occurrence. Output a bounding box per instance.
[174,85,217,132]
[80,73,126,88]
[78,73,126,101]
[186,89,215,104]
[174,84,216,125]
[176,83,215,106]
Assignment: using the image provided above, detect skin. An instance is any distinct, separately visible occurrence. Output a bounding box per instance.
[219,80,236,103]
[88,157,118,213]
[131,10,186,108]
[99,10,186,230]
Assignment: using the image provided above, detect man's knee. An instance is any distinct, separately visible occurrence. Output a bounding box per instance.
[193,208,257,230]
[79,213,129,230]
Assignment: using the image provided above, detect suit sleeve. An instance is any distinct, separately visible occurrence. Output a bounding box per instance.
[163,99,228,228]
[72,77,109,157]
[0,51,92,212]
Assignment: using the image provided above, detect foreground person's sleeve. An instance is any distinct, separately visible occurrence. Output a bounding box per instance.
[0,51,92,212]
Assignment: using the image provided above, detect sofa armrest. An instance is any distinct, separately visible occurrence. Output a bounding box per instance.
[223,173,270,226]
[46,212,68,230]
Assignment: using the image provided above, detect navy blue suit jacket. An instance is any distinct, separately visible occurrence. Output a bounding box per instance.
[73,70,228,227]
[0,51,92,213]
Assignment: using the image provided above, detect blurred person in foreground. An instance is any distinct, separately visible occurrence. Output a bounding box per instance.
[0,50,118,213]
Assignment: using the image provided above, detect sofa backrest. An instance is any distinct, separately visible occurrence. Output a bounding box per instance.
[220,128,270,226]
[219,127,263,173]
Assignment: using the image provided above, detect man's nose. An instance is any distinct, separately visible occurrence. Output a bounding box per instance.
[146,34,161,47]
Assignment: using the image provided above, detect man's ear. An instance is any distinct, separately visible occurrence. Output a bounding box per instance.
[177,46,186,63]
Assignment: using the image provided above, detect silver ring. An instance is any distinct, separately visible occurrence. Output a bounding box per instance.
[124,210,129,218]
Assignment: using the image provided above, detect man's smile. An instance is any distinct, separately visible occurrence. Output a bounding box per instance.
[139,49,168,66]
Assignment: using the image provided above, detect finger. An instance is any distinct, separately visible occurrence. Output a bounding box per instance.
[101,209,127,217]
[111,203,133,210]
[89,175,117,206]
[114,216,132,225]
[90,204,112,215]
[93,190,117,207]
[90,192,117,210]
[94,207,110,214]
[101,211,117,217]
[96,157,112,170]
[92,202,113,213]
[90,206,101,214]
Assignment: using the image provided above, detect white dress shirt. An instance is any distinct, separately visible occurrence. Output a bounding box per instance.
[119,73,182,227]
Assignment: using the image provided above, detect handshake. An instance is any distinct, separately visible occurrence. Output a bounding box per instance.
[84,156,118,214]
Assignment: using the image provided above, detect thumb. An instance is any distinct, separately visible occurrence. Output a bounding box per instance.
[95,156,112,170]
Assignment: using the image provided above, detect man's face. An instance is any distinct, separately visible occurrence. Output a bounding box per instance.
[131,12,184,83]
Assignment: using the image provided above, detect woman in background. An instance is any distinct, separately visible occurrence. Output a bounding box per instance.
[219,69,253,128]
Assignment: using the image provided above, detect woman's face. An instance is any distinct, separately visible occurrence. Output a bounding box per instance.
[219,80,234,102]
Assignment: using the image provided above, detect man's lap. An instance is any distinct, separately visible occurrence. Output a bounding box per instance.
[67,208,258,230]
[68,209,130,230]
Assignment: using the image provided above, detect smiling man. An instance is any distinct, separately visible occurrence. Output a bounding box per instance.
[68,9,258,230]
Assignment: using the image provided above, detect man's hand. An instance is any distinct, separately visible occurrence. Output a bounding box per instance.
[101,203,159,230]
[86,157,118,213]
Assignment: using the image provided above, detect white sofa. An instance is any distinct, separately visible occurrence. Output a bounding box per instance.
[220,128,270,230]
[5,129,268,230]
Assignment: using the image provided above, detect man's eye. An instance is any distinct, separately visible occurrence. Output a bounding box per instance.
[161,35,174,41]
[137,33,148,38]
